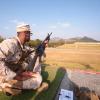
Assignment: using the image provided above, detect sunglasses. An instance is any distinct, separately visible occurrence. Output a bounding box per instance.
[24,31,33,36]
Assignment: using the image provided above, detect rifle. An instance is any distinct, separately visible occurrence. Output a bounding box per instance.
[24,32,52,57]
[19,32,52,71]
[35,32,52,56]
[31,32,52,70]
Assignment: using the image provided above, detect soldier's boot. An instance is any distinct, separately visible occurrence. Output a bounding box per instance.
[2,80,23,96]
[37,82,49,93]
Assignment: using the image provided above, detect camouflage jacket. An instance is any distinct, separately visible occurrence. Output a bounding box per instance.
[0,36,41,77]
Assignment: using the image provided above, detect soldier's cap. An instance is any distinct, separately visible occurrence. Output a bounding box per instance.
[16,23,32,33]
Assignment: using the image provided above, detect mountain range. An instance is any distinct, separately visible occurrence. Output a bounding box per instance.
[50,36,99,43]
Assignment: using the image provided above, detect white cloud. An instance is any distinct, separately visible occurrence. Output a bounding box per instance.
[49,25,57,29]
[17,22,28,25]
[61,23,70,28]
[32,24,37,27]
[48,22,71,29]
[9,19,28,25]
[57,22,71,28]
[4,26,9,30]
[10,19,19,24]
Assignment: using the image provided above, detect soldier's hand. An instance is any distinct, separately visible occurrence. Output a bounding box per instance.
[36,46,44,56]
[44,40,49,47]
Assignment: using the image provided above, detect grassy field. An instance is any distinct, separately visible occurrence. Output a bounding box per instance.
[45,47,100,72]
[58,42,100,50]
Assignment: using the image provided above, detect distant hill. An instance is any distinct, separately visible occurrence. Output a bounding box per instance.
[50,36,98,43]
[75,36,97,42]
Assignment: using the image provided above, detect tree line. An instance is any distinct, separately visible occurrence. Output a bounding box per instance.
[0,35,64,48]
[26,39,65,48]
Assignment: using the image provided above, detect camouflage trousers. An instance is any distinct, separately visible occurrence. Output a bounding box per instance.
[0,72,42,91]
[15,71,42,89]
[0,59,42,91]
[0,64,42,91]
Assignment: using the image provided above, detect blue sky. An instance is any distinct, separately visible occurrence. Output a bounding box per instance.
[0,0,100,40]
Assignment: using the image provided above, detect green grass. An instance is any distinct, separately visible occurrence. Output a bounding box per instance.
[0,65,65,100]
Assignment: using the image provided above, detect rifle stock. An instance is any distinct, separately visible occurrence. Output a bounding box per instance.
[25,32,52,70]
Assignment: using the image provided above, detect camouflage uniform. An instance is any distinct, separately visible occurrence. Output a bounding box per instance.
[0,36,42,90]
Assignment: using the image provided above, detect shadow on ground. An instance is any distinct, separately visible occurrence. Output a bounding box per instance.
[34,67,66,100]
